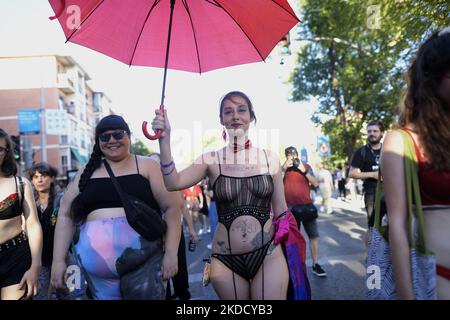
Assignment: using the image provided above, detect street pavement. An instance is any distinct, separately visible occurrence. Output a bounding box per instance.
[184,196,368,300]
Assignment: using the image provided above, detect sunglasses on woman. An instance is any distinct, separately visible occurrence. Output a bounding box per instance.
[0,146,8,153]
[98,130,127,142]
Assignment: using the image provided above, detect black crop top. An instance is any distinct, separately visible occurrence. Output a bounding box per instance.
[78,156,160,215]
[0,176,23,220]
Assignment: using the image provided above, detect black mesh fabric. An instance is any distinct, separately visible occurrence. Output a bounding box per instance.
[213,175,273,230]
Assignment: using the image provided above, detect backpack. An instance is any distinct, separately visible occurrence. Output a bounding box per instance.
[358,144,382,166]
[349,145,370,174]
[360,145,368,164]
[51,192,64,226]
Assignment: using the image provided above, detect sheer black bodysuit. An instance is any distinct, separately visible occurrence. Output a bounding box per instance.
[211,150,274,298]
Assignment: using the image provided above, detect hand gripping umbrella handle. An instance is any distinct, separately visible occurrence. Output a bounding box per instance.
[142,104,164,140]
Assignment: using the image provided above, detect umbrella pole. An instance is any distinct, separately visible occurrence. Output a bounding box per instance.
[142,0,176,140]
[161,0,176,107]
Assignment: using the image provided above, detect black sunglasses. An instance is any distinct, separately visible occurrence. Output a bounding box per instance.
[98,130,127,142]
[0,146,8,153]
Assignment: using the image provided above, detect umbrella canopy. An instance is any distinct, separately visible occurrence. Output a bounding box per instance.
[49,0,299,138]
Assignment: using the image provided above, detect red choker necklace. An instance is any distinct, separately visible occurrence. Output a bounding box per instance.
[233,140,251,153]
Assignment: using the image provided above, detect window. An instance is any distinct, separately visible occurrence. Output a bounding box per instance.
[61,155,68,174]
[81,129,86,149]
[70,120,78,145]
[58,97,64,110]
[67,101,75,115]
[61,135,68,145]
[77,72,84,95]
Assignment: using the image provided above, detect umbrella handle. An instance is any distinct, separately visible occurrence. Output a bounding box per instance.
[49,0,66,20]
[142,121,161,140]
[142,104,164,140]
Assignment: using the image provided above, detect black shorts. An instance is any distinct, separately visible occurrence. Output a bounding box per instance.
[0,232,32,288]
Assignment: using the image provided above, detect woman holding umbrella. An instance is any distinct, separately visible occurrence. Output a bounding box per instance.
[152,91,290,300]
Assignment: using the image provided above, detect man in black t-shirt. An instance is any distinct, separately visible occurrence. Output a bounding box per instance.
[349,120,384,228]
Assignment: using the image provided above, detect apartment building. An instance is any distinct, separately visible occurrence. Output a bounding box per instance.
[0,55,114,180]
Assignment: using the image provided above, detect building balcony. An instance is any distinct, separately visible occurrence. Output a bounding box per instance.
[63,102,75,115]
[57,73,75,94]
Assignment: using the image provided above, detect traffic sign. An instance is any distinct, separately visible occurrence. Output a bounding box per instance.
[317,135,331,157]
[17,109,40,134]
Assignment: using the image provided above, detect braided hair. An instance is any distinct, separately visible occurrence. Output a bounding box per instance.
[78,143,103,192]
[72,115,131,223]
[72,143,103,223]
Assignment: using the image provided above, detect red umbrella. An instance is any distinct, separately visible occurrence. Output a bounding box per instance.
[49,0,299,139]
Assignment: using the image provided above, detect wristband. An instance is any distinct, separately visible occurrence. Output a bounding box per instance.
[160,159,174,168]
[162,165,176,176]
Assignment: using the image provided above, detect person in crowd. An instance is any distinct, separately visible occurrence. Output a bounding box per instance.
[206,178,218,237]
[164,200,198,300]
[0,128,42,300]
[181,196,199,252]
[151,91,290,299]
[29,162,86,300]
[346,177,357,202]
[149,152,196,300]
[29,163,61,299]
[183,184,203,233]
[336,164,347,200]
[349,120,384,229]
[381,28,450,299]
[199,177,211,235]
[282,146,326,277]
[316,162,334,214]
[50,115,181,300]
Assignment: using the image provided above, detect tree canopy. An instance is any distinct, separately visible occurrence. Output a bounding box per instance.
[290,0,449,163]
[130,139,153,156]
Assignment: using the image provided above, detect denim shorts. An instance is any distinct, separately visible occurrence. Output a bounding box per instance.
[300,218,319,239]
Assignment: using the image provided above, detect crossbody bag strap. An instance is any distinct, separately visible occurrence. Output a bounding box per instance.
[103,159,131,209]
[18,176,25,211]
[399,129,430,255]
[374,171,390,240]
[70,238,96,299]
[374,172,383,230]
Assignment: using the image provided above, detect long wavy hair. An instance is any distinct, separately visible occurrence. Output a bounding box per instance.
[29,162,58,215]
[398,29,450,170]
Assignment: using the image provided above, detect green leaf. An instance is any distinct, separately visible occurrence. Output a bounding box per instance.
[290,0,448,164]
